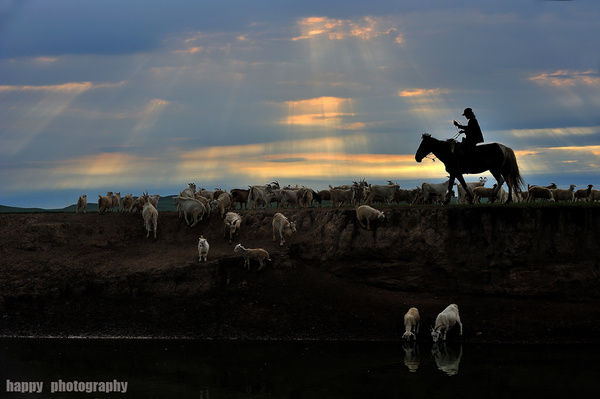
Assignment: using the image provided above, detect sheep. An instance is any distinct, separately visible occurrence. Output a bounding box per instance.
[472,185,499,203]
[272,212,297,246]
[431,304,463,343]
[110,192,121,212]
[365,184,399,205]
[496,186,508,204]
[279,188,299,208]
[394,187,421,205]
[574,185,593,202]
[402,307,420,341]
[297,187,314,208]
[551,184,576,202]
[316,190,331,206]
[149,194,160,209]
[197,188,215,201]
[223,212,242,244]
[230,188,250,210]
[192,192,211,217]
[356,205,385,230]
[213,188,225,200]
[590,189,600,202]
[527,185,555,202]
[421,180,451,204]
[76,194,87,214]
[97,192,114,214]
[456,177,487,204]
[180,183,196,198]
[210,192,232,218]
[132,196,145,213]
[197,235,209,262]
[234,244,271,271]
[141,193,158,239]
[121,194,134,213]
[175,196,206,227]
[328,185,355,208]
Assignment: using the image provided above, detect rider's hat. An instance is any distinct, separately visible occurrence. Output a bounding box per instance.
[462,107,473,116]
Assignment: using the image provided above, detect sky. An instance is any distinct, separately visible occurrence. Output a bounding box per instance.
[1,0,599,208]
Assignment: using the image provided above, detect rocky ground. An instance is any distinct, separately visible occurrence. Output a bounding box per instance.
[1,205,599,343]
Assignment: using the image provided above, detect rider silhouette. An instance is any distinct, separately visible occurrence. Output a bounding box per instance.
[453,108,483,157]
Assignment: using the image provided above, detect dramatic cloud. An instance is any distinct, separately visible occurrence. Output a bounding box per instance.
[292,16,403,43]
[279,96,356,127]
[1,1,599,206]
[529,70,600,88]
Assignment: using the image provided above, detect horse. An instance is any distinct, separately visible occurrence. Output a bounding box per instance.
[415,134,524,204]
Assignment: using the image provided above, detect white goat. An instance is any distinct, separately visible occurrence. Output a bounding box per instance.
[356,205,385,230]
[234,244,271,271]
[175,196,206,227]
[180,183,196,198]
[272,212,297,246]
[141,194,158,239]
[402,307,420,341]
[224,212,242,244]
[456,177,487,204]
[76,194,87,214]
[431,304,463,343]
[421,180,451,204]
[197,235,209,262]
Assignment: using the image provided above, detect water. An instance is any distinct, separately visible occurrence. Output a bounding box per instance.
[1,339,596,398]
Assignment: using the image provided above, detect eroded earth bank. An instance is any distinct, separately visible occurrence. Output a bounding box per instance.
[1,205,599,343]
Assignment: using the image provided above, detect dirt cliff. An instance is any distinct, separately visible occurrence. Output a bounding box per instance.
[1,205,599,342]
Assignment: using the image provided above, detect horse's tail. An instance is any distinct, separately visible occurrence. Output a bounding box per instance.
[501,146,525,194]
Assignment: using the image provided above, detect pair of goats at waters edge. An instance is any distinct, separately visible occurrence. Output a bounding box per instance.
[402,304,463,343]
[415,134,524,204]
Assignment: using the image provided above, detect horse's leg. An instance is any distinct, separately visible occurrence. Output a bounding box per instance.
[444,175,456,205]
[455,174,473,204]
[491,170,504,203]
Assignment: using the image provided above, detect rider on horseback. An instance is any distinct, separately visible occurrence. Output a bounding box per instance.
[452,108,483,158]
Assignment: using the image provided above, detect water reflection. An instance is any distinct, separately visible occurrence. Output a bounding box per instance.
[431,342,463,376]
[1,339,597,398]
[402,341,420,373]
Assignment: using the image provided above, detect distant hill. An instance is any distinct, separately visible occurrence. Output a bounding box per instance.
[0,195,178,213]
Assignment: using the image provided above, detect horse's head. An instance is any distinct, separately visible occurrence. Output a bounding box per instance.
[415,133,433,163]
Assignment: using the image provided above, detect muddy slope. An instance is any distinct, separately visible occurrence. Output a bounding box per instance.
[0,206,599,342]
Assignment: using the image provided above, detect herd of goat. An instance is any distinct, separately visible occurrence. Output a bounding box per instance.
[73,179,599,264]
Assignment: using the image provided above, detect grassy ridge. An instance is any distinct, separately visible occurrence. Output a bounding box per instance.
[2,196,599,213]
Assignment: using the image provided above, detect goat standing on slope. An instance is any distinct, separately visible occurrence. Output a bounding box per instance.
[76,194,87,214]
[197,235,209,262]
[141,193,158,239]
[234,244,271,271]
[356,205,385,230]
[272,212,297,246]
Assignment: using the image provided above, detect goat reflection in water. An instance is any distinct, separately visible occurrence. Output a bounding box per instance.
[432,342,463,376]
[402,342,463,376]
[402,341,420,373]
